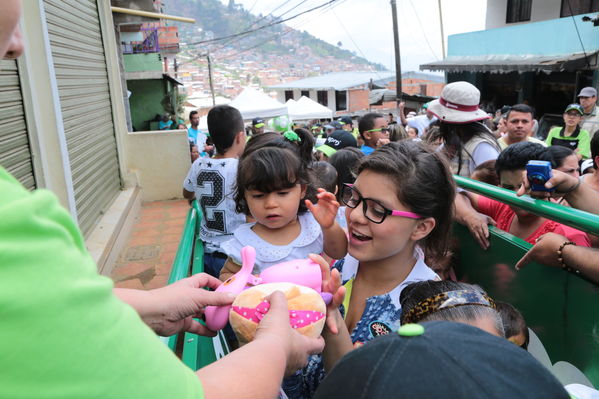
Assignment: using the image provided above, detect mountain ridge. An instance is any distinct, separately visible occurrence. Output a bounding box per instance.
[167,0,387,73]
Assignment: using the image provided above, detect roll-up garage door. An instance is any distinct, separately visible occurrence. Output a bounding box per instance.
[44,0,121,236]
[0,59,35,190]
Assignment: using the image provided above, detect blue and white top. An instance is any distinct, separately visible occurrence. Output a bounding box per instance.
[299,247,438,397]
[220,212,323,275]
[335,206,347,230]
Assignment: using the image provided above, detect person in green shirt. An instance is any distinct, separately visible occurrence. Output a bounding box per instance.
[0,2,323,398]
[545,103,591,159]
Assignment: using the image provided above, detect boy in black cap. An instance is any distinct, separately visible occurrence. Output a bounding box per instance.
[251,117,265,135]
[339,116,353,132]
[315,130,358,161]
[315,321,569,399]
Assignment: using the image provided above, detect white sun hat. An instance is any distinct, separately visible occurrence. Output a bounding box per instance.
[428,81,490,124]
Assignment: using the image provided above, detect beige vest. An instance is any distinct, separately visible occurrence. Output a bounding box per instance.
[451,135,499,177]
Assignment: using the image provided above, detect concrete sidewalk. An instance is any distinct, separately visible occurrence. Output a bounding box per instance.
[110,199,189,289]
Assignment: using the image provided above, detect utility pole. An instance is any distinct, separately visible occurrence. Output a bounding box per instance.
[206,51,216,106]
[390,0,402,107]
[438,0,446,58]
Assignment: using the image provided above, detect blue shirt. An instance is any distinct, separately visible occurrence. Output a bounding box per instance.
[158,120,173,130]
[360,145,375,155]
[187,127,200,144]
[298,249,438,397]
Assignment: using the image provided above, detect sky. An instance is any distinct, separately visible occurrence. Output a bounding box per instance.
[219,0,487,73]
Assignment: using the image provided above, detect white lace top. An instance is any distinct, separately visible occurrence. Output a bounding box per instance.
[220,212,323,274]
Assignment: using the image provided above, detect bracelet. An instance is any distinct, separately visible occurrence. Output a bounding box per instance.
[555,180,581,195]
[557,241,580,274]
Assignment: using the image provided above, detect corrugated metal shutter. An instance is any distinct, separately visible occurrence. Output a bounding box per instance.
[0,59,35,190]
[44,0,121,236]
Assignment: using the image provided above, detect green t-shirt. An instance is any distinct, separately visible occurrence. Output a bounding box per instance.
[545,126,591,159]
[0,168,204,398]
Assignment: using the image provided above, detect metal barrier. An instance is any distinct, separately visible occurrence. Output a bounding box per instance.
[454,175,599,235]
[454,176,599,387]
[165,202,230,368]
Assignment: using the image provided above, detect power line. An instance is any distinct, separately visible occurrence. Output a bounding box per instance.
[182,0,340,47]
[179,0,350,66]
[407,0,440,61]
[565,0,590,68]
[215,0,351,60]
[242,0,296,31]
[331,8,381,78]
[246,0,259,14]
[205,0,314,55]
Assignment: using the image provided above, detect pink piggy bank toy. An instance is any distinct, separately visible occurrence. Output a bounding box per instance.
[204,246,332,331]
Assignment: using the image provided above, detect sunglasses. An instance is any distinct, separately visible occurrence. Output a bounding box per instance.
[364,127,390,134]
[341,184,421,224]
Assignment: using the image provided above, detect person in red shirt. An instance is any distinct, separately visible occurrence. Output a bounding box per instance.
[456,141,590,247]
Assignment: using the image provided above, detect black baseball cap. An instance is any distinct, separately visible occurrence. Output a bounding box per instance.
[339,116,353,125]
[314,321,568,399]
[316,130,358,157]
[252,118,265,128]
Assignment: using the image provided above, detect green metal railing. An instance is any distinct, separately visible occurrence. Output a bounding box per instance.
[454,175,599,387]
[166,206,199,351]
[165,201,230,368]
[455,175,599,236]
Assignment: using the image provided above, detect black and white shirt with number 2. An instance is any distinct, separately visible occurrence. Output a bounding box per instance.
[183,157,246,253]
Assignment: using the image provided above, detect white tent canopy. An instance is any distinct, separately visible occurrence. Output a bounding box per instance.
[287,96,333,120]
[229,87,287,119]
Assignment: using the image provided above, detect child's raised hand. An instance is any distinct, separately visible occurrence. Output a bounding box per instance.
[305,188,340,230]
[309,253,345,335]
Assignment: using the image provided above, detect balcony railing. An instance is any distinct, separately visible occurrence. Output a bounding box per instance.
[121,29,160,54]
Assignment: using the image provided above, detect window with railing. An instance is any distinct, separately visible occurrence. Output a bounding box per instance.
[121,28,160,54]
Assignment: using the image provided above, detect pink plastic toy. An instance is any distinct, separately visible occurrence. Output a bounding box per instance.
[204,246,332,331]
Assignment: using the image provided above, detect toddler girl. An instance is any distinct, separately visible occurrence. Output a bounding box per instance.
[301,141,456,396]
[219,146,347,280]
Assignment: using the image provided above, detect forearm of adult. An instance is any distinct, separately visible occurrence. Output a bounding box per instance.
[566,179,599,214]
[323,222,348,260]
[454,191,495,249]
[399,102,407,126]
[197,337,287,399]
[453,191,479,223]
[321,310,353,372]
[562,244,599,284]
[113,288,159,326]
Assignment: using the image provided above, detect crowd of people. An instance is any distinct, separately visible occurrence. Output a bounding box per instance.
[2,0,598,396]
[180,81,598,397]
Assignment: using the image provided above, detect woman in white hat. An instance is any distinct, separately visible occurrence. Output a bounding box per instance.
[428,82,501,177]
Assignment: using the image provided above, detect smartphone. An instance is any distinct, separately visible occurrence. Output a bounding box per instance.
[526,160,554,192]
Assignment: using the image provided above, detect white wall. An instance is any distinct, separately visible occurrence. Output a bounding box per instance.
[485,0,562,29]
[274,88,337,114]
[126,130,190,201]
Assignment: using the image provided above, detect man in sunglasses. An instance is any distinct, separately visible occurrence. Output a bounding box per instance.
[357,113,390,155]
